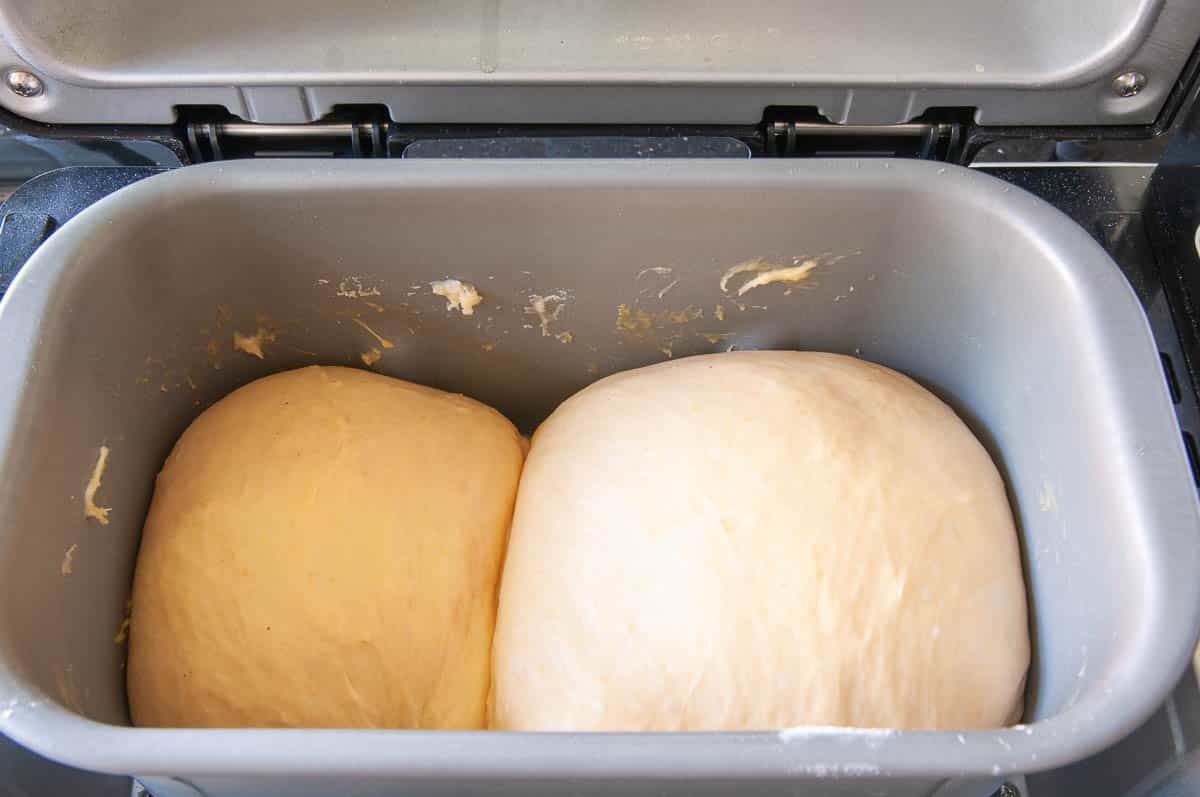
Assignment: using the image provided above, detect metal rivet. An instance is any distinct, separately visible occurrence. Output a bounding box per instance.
[4,69,43,98]
[1112,71,1147,98]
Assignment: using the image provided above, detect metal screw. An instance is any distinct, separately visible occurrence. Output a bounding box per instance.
[1112,71,1147,97]
[5,69,43,98]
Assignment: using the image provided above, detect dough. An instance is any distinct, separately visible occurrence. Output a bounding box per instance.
[128,365,524,729]
[491,351,1029,731]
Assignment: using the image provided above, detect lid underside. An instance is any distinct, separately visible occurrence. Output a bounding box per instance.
[0,0,1196,127]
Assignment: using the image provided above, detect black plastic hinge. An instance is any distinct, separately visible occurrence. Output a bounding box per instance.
[762,108,970,161]
[180,107,391,162]
[763,119,967,160]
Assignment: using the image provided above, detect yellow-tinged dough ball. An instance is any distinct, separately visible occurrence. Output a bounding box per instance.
[129,365,524,729]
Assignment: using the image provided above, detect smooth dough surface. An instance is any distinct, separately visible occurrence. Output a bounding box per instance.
[129,365,525,729]
[491,351,1029,731]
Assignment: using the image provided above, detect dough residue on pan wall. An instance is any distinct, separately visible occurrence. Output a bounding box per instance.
[734,261,819,296]
[615,304,704,340]
[113,599,133,646]
[60,544,78,576]
[54,664,84,715]
[635,267,679,301]
[361,348,382,367]
[1039,481,1058,512]
[431,279,483,316]
[233,328,276,359]
[720,257,819,297]
[526,292,571,338]
[352,318,395,349]
[615,303,706,359]
[84,445,111,525]
[336,276,382,298]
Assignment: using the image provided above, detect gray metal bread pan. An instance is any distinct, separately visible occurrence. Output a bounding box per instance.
[0,159,1196,797]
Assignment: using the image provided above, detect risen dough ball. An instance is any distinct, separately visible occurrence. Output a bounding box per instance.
[492,351,1029,731]
[129,365,524,729]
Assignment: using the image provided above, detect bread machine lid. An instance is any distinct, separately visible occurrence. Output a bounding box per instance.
[0,0,1196,127]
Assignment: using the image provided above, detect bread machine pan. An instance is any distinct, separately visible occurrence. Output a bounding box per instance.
[0,158,1196,797]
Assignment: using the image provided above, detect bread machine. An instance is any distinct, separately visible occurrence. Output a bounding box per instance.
[2,2,1200,796]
